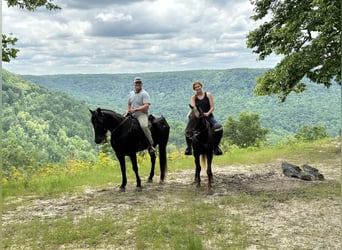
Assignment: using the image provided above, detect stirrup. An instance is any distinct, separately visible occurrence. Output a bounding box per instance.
[213,147,223,155]
[148,146,156,154]
[184,147,192,155]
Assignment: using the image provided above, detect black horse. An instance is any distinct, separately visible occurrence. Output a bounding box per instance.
[185,105,221,193]
[89,108,170,191]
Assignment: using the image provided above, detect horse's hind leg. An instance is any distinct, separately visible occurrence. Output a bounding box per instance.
[130,154,142,189]
[158,144,167,184]
[194,154,201,187]
[147,149,157,183]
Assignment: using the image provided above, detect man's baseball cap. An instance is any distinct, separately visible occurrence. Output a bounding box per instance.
[134,77,142,83]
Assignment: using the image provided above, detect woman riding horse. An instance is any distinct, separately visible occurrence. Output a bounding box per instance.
[185,80,223,156]
[185,105,218,193]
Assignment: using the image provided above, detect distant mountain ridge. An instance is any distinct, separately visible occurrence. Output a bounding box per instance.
[20,68,340,143]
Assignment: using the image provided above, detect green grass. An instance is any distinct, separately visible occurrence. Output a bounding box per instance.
[2,164,121,199]
[135,201,252,250]
[2,138,341,249]
[4,180,339,249]
[214,138,340,166]
[2,190,259,250]
[2,214,122,249]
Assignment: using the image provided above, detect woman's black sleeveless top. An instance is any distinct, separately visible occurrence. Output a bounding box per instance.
[195,92,211,114]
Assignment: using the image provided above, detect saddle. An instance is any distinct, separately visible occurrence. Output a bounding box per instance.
[119,114,167,151]
[111,115,148,151]
[148,114,167,129]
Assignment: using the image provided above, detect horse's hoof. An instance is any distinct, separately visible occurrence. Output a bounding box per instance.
[119,187,125,192]
[147,178,153,183]
[207,188,214,195]
[159,180,165,185]
[136,186,143,191]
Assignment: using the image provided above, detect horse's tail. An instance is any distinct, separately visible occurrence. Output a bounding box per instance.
[200,154,207,172]
[149,115,169,182]
[159,144,168,180]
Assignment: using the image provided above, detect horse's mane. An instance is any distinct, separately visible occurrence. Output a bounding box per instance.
[186,106,208,131]
[100,108,125,121]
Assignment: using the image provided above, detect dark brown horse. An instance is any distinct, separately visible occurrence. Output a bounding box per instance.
[185,105,216,193]
[90,108,170,191]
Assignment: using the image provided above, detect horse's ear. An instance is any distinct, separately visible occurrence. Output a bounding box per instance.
[96,107,103,116]
[189,104,194,109]
[89,108,94,114]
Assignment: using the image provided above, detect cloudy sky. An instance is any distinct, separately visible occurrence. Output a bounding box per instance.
[3,0,280,75]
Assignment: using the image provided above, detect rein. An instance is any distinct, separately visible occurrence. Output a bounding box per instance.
[194,124,210,137]
[100,110,126,134]
[111,116,129,134]
[193,117,211,138]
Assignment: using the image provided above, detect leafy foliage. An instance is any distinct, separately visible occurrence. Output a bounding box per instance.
[247,0,341,101]
[2,70,96,173]
[2,0,61,62]
[224,112,268,148]
[2,34,19,62]
[5,0,61,11]
[295,125,328,142]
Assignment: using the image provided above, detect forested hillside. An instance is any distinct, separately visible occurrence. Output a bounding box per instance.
[22,68,340,142]
[2,70,96,171]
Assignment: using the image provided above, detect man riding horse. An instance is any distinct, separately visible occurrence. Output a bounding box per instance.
[127,77,156,154]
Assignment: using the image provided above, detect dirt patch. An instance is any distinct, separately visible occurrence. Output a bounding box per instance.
[2,158,341,249]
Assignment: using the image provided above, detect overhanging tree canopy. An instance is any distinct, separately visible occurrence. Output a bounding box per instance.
[247,0,341,101]
[2,0,61,62]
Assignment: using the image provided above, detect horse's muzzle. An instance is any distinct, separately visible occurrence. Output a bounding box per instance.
[95,137,107,144]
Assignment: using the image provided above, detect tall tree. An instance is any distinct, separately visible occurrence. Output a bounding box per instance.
[2,0,61,62]
[247,0,341,101]
[224,112,268,148]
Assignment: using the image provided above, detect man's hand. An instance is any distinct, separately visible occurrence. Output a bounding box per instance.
[127,108,136,113]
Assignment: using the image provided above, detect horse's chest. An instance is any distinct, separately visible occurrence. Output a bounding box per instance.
[192,132,213,150]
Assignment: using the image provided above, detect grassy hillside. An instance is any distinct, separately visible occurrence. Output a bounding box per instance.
[21,68,341,142]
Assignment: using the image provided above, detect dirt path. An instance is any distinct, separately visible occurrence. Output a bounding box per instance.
[3,156,341,249]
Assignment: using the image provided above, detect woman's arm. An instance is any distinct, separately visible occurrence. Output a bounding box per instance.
[206,92,215,116]
[191,95,196,107]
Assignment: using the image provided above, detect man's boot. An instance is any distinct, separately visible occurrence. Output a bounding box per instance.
[213,145,223,155]
[184,136,192,155]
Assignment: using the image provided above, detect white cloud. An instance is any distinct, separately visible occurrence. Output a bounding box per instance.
[2,0,280,75]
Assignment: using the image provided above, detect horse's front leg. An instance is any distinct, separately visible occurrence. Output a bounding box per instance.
[147,148,157,183]
[129,154,142,189]
[194,153,201,187]
[117,154,127,191]
[207,152,214,193]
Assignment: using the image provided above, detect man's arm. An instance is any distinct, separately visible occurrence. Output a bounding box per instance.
[129,103,150,113]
